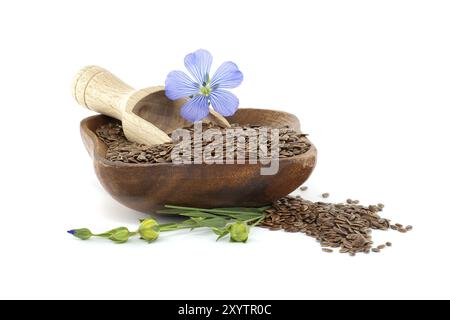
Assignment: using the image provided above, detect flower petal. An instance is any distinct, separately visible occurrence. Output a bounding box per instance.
[209,89,239,117]
[180,95,210,122]
[165,71,199,100]
[210,61,243,89]
[184,49,213,85]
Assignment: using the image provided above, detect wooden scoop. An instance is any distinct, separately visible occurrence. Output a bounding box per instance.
[72,65,231,146]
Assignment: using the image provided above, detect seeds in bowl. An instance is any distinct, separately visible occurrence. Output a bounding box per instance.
[96,122,312,164]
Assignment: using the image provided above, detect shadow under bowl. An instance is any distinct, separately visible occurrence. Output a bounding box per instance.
[80,109,317,214]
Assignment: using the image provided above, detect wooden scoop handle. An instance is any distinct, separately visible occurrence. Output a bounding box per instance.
[72,66,133,120]
[72,66,172,146]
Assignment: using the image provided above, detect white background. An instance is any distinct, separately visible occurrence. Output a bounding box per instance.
[0,0,449,300]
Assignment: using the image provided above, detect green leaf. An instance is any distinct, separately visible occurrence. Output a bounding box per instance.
[178,211,219,218]
[157,209,219,218]
[156,208,192,214]
[212,227,230,241]
[213,207,267,213]
[225,213,262,221]
[216,230,230,241]
[258,206,272,212]
[197,217,229,228]
[164,205,267,217]
[159,205,265,224]
[211,227,222,236]
[191,217,205,223]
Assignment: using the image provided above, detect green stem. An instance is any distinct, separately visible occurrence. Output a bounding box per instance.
[249,214,266,226]
[93,232,112,237]
[164,205,264,217]
[158,222,204,232]
[159,214,265,233]
[93,231,139,237]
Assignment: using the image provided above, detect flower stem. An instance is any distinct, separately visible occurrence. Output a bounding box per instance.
[158,222,204,232]
[248,214,266,226]
[164,205,263,216]
[208,107,231,128]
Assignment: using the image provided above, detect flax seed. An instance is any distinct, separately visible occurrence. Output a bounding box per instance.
[260,196,411,256]
[97,122,312,164]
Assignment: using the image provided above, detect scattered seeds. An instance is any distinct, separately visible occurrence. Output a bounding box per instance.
[300,186,308,191]
[261,196,410,255]
[322,248,333,253]
[377,244,386,250]
[386,242,392,247]
[322,193,330,198]
[388,222,413,233]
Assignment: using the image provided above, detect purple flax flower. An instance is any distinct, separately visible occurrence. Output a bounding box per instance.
[165,49,243,122]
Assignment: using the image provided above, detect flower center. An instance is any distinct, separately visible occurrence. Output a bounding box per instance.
[199,85,212,96]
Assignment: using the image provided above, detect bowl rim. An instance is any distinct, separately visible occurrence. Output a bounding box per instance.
[80,109,317,168]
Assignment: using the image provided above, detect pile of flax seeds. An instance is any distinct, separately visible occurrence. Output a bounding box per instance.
[261,189,412,256]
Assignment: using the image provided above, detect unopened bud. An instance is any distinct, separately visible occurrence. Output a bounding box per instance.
[67,228,92,240]
[229,222,249,243]
[138,219,160,242]
[108,227,131,243]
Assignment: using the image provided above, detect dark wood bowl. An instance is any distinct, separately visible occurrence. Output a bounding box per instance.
[80,109,317,213]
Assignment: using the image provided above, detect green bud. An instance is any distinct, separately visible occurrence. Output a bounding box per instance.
[138,219,160,242]
[108,227,131,243]
[67,228,92,240]
[229,222,249,243]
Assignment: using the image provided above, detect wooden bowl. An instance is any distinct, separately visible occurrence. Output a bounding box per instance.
[80,109,317,213]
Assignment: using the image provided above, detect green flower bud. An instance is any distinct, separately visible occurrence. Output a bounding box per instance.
[138,219,160,242]
[108,227,131,243]
[67,228,92,240]
[229,222,249,243]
